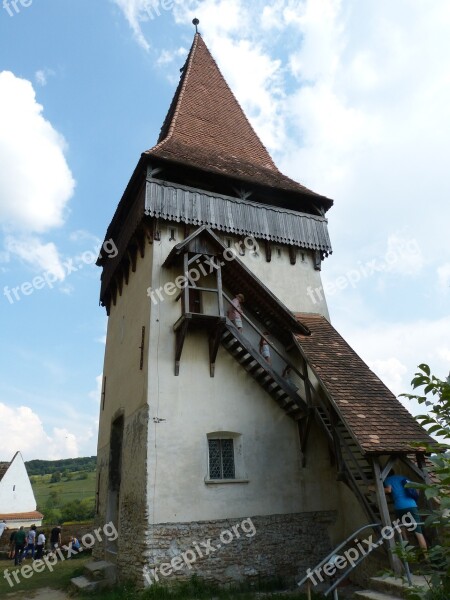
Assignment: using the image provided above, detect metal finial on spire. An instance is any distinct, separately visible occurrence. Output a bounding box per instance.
[192,18,200,34]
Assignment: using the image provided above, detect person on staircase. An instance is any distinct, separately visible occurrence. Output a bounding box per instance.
[384,470,428,552]
[228,294,245,333]
[259,332,271,365]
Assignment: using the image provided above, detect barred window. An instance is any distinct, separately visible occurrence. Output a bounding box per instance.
[208,438,235,479]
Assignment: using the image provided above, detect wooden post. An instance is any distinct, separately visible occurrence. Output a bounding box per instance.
[372,458,402,575]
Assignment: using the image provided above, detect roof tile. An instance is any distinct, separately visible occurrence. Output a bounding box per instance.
[146,35,332,208]
[296,313,435,454]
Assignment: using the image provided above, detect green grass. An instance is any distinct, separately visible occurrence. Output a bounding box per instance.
[0,561,325,600]
[32,471,96,507]
[77,576,325,600]
[0,555,89,595]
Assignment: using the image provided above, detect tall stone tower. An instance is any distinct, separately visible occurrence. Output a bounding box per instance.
[94,33,433,588]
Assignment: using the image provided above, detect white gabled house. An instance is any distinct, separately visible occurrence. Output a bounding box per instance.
[0,451,43,528]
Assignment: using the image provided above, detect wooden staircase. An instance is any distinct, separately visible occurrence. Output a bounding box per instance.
[222,320,383,526]
[221,324,308,420]
[316,406,380,523]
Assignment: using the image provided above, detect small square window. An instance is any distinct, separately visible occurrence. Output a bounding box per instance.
[208,438,235,479]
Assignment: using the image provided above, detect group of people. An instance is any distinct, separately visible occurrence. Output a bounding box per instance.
[1,524,81,565]
[8,525,59,565]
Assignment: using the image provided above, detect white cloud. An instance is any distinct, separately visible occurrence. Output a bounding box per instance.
[335,315,450,401]
[382,235,424,276]
[0,71,75,233]
[0,403,79,460]
[35,68,55,87]
[368,357,408,395]
[4,235,65,280]
[112,0,173,51]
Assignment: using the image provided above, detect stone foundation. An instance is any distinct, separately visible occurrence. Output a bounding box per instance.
[140,511,336,587]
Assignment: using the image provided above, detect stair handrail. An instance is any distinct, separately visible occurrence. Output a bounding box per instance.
[222,291,306,385]
[297,522,382,595]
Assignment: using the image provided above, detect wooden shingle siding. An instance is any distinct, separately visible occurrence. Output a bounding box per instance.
[145,180,332,253]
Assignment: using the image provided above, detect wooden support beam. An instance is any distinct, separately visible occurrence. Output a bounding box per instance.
[216,259,224,317]
[139,326,146,370]
[301,357,312,407]
[111,284,117,307]
[154,219,161,241]
[373,457,402,575]
[174,319,189,376]
[298,411,314,467]
[289,246,297,265]
[123,259,130,285]
[137,230,146,258]
[381,457,397,481]
[313,249,322,271]
[415,453,432,484]
[115,271,123,297]
[265,241,272,263]
[209,323,224,377]
[127,246,138,273]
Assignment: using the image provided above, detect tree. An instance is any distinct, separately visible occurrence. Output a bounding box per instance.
[50,471,61,483]
[400,364,450,599]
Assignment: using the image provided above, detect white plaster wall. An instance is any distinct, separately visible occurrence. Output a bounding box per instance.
[97,246,153,450]
[0,453,36,514]
[238,243,330,318]
[145,232,339,525]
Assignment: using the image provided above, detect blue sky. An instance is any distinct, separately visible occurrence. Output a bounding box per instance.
[1,0,449,460]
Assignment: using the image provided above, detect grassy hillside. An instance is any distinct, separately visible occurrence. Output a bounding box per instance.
[32,471,96,511]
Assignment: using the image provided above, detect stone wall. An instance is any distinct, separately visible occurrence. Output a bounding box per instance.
[93,405,149,585]
[140,511,336,588]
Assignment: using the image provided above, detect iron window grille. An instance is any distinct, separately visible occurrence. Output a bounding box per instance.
[208,438,235,479]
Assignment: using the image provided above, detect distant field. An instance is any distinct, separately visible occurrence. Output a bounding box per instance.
[32,471,96,508]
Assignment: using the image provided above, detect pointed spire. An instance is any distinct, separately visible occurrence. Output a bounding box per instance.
[146,34,332,209]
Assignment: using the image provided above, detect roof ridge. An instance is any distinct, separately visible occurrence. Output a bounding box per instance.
[152,33,201,153]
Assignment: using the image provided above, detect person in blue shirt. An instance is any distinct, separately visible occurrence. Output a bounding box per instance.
[384,471,428,551]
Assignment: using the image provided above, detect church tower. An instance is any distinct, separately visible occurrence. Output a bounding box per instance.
[94,32,433,588]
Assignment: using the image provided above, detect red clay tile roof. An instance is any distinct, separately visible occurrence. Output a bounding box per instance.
[295,313,435,454]
[0,511,43,521]
[146,34,332,209]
